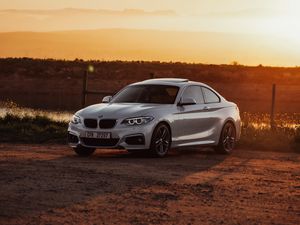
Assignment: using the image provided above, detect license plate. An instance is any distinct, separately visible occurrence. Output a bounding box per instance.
[85,131,111,139]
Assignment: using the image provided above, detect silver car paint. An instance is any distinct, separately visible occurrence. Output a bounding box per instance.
[68,79,241,150]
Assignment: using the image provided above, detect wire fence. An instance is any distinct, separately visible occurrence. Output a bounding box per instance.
[1,71,299,117]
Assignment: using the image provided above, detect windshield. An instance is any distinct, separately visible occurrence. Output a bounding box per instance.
[111,85,179,104]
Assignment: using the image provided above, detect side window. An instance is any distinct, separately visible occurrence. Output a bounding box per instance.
[201,87,220,103]
[182,86,204,104]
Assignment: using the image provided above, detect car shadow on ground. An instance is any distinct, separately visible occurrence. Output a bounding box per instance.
[0,146,230,221]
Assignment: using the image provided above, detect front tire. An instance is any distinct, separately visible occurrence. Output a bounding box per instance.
[214,122,236,154]
[73,146,95,157]
[150,123,171,157]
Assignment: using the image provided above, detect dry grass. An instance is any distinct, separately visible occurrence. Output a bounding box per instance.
[240,112,299,151]
[0,101,299,152]
[0,101,69,143]
[0,101,72,122]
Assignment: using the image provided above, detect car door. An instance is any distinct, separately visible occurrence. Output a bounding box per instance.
[200,86,223,142]
[172,85,214,146]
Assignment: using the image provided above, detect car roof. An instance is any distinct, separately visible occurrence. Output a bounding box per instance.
[125,78,226,101]
[132,78,208,87]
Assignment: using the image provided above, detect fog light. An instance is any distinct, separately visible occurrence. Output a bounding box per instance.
[125,135,145,145]
[68,133,79,143]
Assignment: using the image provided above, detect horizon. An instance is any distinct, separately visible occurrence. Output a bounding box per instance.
[1,1,300,66]
[1,56,300,69]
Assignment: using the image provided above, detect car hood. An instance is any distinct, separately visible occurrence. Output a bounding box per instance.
[77,103,171,119]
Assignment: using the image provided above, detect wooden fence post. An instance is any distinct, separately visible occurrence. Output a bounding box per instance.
[82,70,88,107]
[270,84,276,130]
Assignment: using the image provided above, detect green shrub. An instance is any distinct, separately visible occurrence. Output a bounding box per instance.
[0,114,67,144]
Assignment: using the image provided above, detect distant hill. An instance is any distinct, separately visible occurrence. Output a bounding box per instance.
[0,58,299,111]
[0,29,299,66]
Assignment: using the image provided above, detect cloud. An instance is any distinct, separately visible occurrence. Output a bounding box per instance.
[0,8,177,32]
[0,8,177,17]
[205,8,281,18]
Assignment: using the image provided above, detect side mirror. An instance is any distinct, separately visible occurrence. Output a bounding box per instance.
[177,97,197,106]
[102,96,112,103]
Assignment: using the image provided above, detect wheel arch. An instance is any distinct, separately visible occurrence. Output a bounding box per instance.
[152,120,172,143]
[155,120,172,136]
[224,118,236,130]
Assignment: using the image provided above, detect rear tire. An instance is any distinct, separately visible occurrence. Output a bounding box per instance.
[73,146,95,157]
[150,123,171,157]
[214,122,236,154]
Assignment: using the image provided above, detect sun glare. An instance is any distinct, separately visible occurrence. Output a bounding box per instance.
[265,2,300,41]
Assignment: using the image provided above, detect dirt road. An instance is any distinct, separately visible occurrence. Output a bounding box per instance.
[0,145,299,225]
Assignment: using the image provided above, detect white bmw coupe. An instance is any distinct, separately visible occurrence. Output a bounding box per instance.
[68,78,241,157]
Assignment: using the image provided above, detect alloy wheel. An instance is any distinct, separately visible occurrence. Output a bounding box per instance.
[152,124,171,157]
[222,123,236,152]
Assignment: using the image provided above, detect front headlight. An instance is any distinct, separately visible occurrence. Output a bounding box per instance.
[122,116,154,126]
[71,115,82,124]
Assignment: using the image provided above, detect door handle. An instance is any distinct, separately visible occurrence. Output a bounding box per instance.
[203,106,210,111]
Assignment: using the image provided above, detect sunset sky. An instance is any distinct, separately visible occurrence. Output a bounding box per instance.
[1,0,300,66]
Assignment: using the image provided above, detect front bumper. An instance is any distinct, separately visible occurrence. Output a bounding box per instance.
[67,122,154,150]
